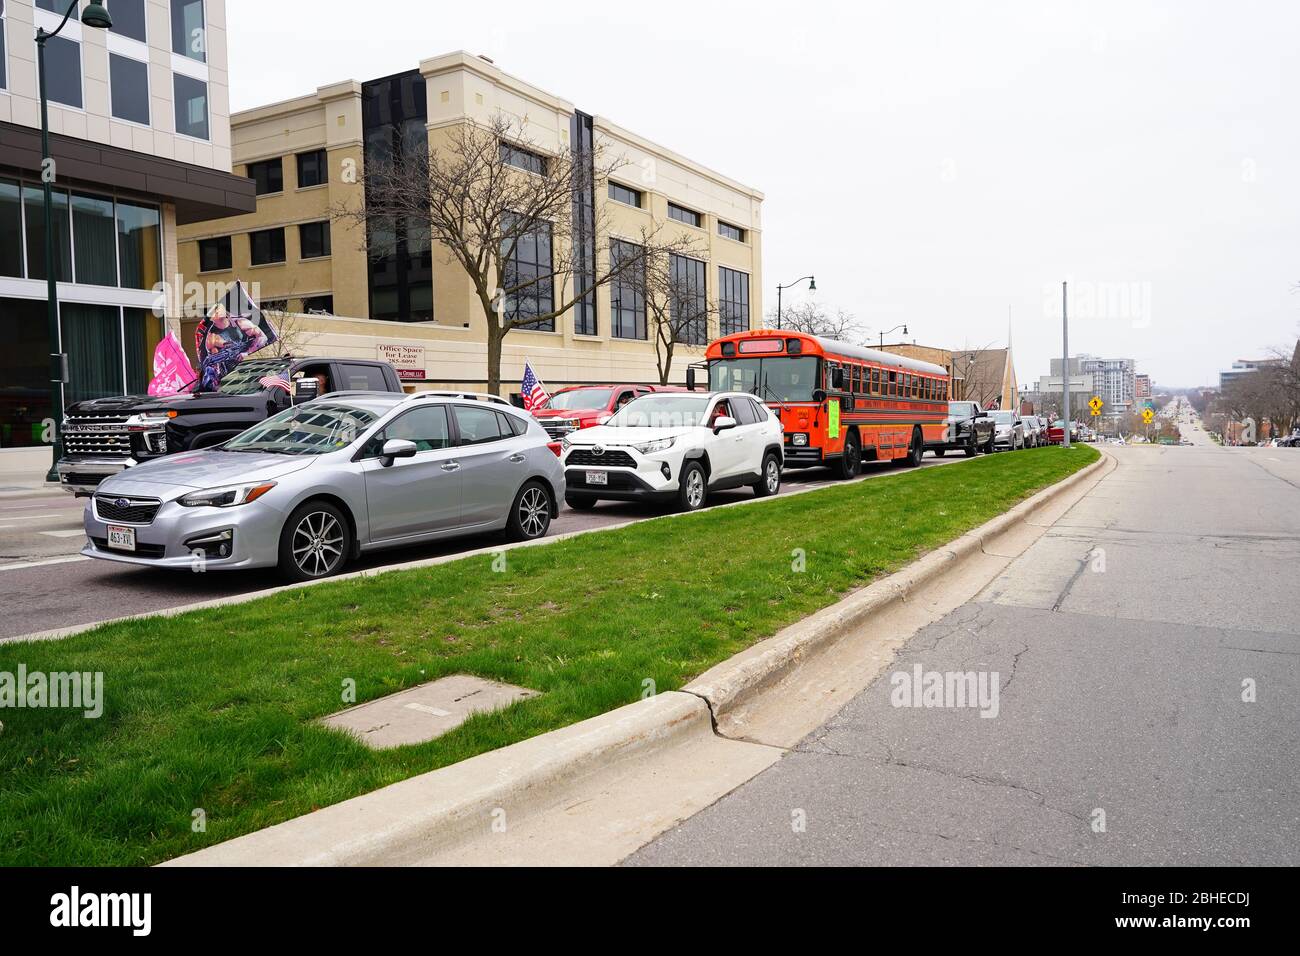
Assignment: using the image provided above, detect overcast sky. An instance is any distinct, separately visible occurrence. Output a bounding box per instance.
[227,0,1300,388]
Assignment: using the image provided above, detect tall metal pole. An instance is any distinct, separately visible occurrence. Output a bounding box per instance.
[1062,281,1071,449]
[776,285,783,330]
[38,30,66,481]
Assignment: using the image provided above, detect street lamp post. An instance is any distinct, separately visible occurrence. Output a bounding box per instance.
[878,324,908,349]
[36,1,113,481]
[775,275,815,330]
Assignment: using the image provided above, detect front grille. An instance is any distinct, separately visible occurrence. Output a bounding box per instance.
[566,448,637,468]
[90,536,166,558]
[94,495,161,524]
[61,472,111,487]
[63,414,132,458]
[541,421,578,439]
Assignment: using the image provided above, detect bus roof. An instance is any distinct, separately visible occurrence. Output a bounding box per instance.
[708,330,949,377]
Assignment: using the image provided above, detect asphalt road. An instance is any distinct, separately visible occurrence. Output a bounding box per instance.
[0,451,968,641]
[629,442,1300,865]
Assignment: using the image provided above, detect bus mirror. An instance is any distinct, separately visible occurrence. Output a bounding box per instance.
[813,389,827,404]
[686,367,697,391]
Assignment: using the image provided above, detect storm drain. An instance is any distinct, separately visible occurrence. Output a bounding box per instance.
[320,674,540,749]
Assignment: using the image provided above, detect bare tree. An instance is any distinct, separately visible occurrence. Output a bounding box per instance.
[763,301,866,344]
[332,114,697,394]
[607,241,715,385]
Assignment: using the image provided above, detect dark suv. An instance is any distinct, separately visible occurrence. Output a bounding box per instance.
[928,400,995,457]
[56,357,404,496]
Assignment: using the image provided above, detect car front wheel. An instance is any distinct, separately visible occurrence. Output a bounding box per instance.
[677,461,708,511]
[279,501,351,583]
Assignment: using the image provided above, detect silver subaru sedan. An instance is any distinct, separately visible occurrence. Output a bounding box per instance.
[82,392,565,581]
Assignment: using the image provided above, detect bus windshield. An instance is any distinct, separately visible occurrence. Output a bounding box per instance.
[709,356,819,402]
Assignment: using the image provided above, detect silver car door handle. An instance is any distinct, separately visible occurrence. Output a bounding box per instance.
[509,453,526,462]
[441,461,460,472]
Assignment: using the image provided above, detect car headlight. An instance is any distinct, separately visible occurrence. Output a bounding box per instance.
[126,412,173,431]
[792,433,809,446]
[179,481,277,508]
[632,437,675,455]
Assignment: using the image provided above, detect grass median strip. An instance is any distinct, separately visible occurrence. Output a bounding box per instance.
[0,445,1098,865]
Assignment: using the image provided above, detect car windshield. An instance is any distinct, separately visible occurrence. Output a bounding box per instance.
[215,359,292,395]
[224,402,378,455]
[606,395,711,428]
[544,388,615,411]
[709,356,819,402]
[948,402,974,416]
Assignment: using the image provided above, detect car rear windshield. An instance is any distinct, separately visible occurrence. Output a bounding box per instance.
[991,411,1016,423]
[607,395,711,428]
[216,360,292,395]
[224,403,378,455]
[545,388,615,411]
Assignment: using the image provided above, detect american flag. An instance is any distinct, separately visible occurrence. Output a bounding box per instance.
[260,373,292,395]
[521,362,550,412]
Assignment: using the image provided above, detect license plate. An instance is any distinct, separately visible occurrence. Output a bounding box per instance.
[106,525,136,552]
[585,470,608,486]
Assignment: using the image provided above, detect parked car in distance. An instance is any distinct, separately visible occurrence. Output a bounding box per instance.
[990,410,1025,450]
[530,383,687,441]
[561,392,784,512]
[929,400,995,457]
[1020,415,1044,448]
[83,392,564,581]
[57,357,405,497]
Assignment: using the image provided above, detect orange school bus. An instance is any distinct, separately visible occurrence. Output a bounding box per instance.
[694,330,950,478]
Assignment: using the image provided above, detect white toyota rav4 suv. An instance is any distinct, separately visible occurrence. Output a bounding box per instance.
[561,392,785,511]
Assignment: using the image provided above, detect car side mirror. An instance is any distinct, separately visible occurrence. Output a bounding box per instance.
[380,438,418,466]
[686,367,697,391]
[713,415,738,434]
[293,377,320,405]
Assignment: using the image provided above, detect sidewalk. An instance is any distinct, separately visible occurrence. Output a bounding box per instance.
[0,449,64,500]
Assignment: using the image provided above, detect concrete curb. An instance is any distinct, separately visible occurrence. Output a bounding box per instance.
[162,447,1110,866]
[166,691,711,866]
[681,447,1113,722]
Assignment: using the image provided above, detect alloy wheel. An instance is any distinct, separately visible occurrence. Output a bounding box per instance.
[765,458,780,493]
[518,486,550,538]
[686,469,705,508]
[292,511,344,577]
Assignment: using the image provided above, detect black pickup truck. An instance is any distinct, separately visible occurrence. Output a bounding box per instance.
[927,399,996,457]
[56,356,405,496]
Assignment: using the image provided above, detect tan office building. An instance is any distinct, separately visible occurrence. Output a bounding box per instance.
[177,51,764,398]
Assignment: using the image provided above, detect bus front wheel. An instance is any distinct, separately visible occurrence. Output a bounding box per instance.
[835,432,861,480]
[896,427,923,468]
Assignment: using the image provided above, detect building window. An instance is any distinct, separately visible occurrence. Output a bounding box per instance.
[71,192,118,287]
[302,295,334,314]
[249,228,286,266]
[571,111,597,337]
[198,236,232,272]
[170,0,206,62]
[609,182,642,208]
[299,221,332,259]
[0,178,21,278]
[117,201,161,290]
[109,0,148,43]
[173,73,209,140]
[500,142,547,175]
[670,254,707,345]
[718,221,746,243]
[668,203,702,228]
[718,267,750,336]
[297,150,328,188]
[42,33,82,109]
[22,184,71,282]
[247,159,283,195]
[502,220,554,330]
[109,53,150,125]
[610,239,646,340]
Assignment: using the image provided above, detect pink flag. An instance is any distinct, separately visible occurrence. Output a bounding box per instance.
[148,331,197,396]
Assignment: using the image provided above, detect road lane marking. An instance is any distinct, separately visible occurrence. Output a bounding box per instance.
[0,555,92,572]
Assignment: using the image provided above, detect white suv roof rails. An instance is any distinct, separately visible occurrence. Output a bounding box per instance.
[409,390,511,406]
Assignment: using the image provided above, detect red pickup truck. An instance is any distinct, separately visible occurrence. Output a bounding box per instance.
[531,384,686,440]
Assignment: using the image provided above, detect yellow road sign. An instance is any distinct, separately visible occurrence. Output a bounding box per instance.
[1142,408,1155,424]
[1088,396,1103,413]
[1091,408,1101,417]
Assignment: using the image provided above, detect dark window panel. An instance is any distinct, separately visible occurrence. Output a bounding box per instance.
[198,236,232,272]
[173,73,209,140]
[249,228,286,265]
[22,184,71,282]
[170,0,206,62]
[302,295,334,314]
[719,266,750,336]
[718,221,746,242]
[610,239,647,340]
[117,201,162,290]
[0,297,54,444]
[608,182,642,208]
[500,142,547,175]
[670,254,708,345]
[299,221,332,259]
[247,159,283,195]
[43,34,82,109]
[109,53,150,125]
[108,0,148,43]
[501,218,554,331]
[61,303,124,404]
[0,178,22,277]
[71,192,117,286]
[297,149,328,188]
[668,203,702,228]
